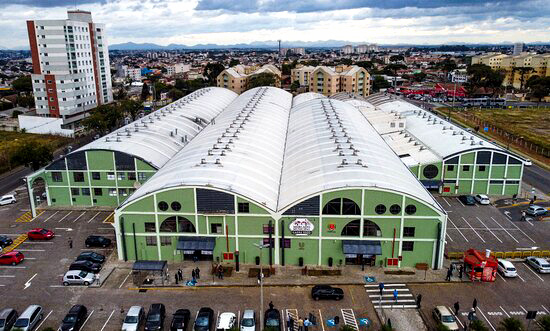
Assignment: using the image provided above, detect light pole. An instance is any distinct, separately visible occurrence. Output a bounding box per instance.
[254,242,270,329]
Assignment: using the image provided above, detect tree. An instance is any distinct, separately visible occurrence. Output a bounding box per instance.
[526,76,550,103]
[389,55,404,62]
[11,141,53,170]
[355,61,374,70]
[229,58,240,67]
[538,315,550,330]
[465,64,505,96]
[290,80,300,92]
[119,99,142,121]
[141,82,150,101]
[436,58,457,80]
[435,324,450,331]
[203,62,225,85]
[81,104,124,134]
[11,110,23,118]
[513,67,534,90]
[339,325,355,331]
[11,75,32,93]
[498,317,524,331]
[247,72,277,89]
[340,58,353,65]
[469,319,489,331]
[168,88,184,101]
[372,75,391,91]
[383,63,407,76]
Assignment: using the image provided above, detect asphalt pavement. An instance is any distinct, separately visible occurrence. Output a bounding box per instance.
[523,164,550,196]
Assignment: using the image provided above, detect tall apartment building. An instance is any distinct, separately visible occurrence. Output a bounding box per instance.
[216,64,282,94]
[167,63,190,76]
[27,10,113,128]
[299,65,370,97]
[341,45,353,55]
[513,42,524,56]
[291,65,315,86]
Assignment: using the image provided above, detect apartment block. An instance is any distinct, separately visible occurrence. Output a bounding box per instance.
[341,45,354,55]
[300,65,370,97]
[291,65,315,86]
[27,10,113,128]
[216,64,282,94]
[167,63,190,76]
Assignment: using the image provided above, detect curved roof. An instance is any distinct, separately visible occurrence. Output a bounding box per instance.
[122,87,293,211]
[278,98,443,212]
[77,87,237,169]
[292,92,326,107]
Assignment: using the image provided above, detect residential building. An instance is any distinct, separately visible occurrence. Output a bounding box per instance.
[167,63,190,76]
[27,10,113,128]
[341,45,353,55]
[291,65,315,87]
[308,65,371,97]
[216,64,282,94]
[126,67,141,81]
[513,42,524,56]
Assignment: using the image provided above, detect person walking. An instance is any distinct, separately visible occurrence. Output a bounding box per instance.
[454,301,460,315]
[218,265,224,279]
[521,210,526,221]
[178,268,183,282]
[393,289,398,304]
[269,301,274,310]
[458,265,464,279]
[416,294,422,309]
[304,318,311,331]
[175,272,179,285]
[472,298,477,310]
[297,317,304,331]
[446,267,452,281]
[96,274,101,286]
[195,267,200,279]
[192,269,196,280]
[378,282,384,297]
[68,237,73,249]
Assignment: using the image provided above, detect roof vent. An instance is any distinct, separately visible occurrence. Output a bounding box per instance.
[200,158,206,164]
[479,141,484,145]
[217,138,222,143]
[208,149,213,156]
[221,150,226,156]
[420,146,426,151]
[170,131,174,137]
[126,132,131,137]
[404,133,410,138]
[414,142,419,146]
[462,136,467,141]
[339,150,345,156]
[440,120,443,124]
[105,137,110,142]
[341,159,348,166]
[224,144,231,150]
[352,149,358,156]
[453,131,457,135]
[135,128,139,132]
[116,137,121,142]
[471,141,476,146]
[228,139,233,144]
[356,159,362,165]
[213,144,219,149]
[470,136,475,140]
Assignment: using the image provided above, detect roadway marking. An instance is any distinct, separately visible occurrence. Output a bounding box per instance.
[476,217,502,243]
[0,275,15,277]
[42,211,59,223]
[88,212,102,223]
[442,198,451,207]
[456,198,466,207]
[0,266,26,269]
[119,271,131,289]
[462,217,485,243]
[499,306,510,318]
[542,305,550,314]
[318,309,325,331]
[72,211,87,223]
[477,307,496,331]
[522,263,544,282]
[58,211,73,223]
[447,306,464,329]
[503,216,536,243]
[447,217,469,242]
[496,273,506,282]
[24,273,37,289]
[35,310,53,330]
[490,217,519,243]
[446,233,454,242]
[18,249,46,252]
[341,309,359,331]
[286,309,299,331]
[22,241,54,244]
[517,273,526,282]
[81,309,94,330]
[520,306,528,314]
[100,309,116,331]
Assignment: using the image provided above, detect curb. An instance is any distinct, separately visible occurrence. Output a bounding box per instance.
[91,266,117,288]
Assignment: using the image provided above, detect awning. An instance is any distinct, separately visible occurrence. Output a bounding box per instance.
[132,260,167,272]
[177,236,216,251]
[421,180,442,189]
[342,240,382,255]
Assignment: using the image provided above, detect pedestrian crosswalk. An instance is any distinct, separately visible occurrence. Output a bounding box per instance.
[366,283,418,309]
[285,309,299,331]
[340,309,359,331]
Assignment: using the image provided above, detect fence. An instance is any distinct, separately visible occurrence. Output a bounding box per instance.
[447,250,550,260]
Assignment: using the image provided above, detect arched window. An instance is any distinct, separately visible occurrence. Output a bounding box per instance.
[160,216,195,233]
[323,198,361,215]
[363,220,382,237]
[341,219,361,236]
[177,217,196,233]
[159,217,177,232]
[342,198,360,215]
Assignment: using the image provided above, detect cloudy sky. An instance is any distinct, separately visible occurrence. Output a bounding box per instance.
[1,0,550,49]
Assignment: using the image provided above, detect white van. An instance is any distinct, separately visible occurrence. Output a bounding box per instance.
[497,260,517,277]
[13,305,43,331]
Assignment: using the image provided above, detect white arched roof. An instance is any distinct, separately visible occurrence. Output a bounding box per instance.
[77,87,237,169]
[123,87,293,211]
[278,98,443,212]
[292,92,326,107]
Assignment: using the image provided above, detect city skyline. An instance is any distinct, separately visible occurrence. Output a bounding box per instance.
[1,0,550,49]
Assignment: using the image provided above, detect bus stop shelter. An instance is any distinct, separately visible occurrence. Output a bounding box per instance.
[132,260,168,286]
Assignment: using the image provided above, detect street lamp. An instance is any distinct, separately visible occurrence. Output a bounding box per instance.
[253,241,270,329]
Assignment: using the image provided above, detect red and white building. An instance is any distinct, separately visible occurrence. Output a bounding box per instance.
[27,10,113,128]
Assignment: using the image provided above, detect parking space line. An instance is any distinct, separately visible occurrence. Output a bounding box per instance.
[446,233,454,242]
[81,309,94,330]
[446,307,464,329]
[447,218,469,242]
[318,309,325,331]
[72,211,87,223]
[441,198,451,207]
[496,273,506,282]
[542,305,550,314]
[0,266,26,269]
[503,217,536,243]
[100,309,115,331]
[462,217,485,243]
[456,198,466,207]
[0,275,15,277]
[18,249,46,252]
[42,211,59,223]
[499,306,510,318]
[477,307,496,331]
[119,271,131,289]
[87,212,101,223]
[490,217,519,243]
[476,217,502,243]
[522,263,544,282]
[58,211,73,223]
[517,274,526,282]
[520,306,528,314]
[35,310,53,330]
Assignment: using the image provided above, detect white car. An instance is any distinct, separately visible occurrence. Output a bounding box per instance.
[432,306,459,331]
[497,260,517,277]
[121,306,144,331]
[524,159,532,166]
[474,194,490,205]
[240,310,256,331]
[0,195,16,206]
[526,256,550,273]
[63,270,96,286]
[217,312,236,331]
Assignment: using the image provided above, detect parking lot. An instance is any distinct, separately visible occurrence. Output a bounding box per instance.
[435,196,550,253]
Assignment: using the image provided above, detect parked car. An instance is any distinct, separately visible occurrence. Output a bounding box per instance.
[240,310,255,331]
[59,304,88,331]
[194,307,214,331]
[0,195,16,206]
[432,306,459,331]
[63,270,96,286]
[27,228,55,240]
[85,235,111,248]
[0,251,24,266]
[526,205,548,217]
[69,260,101,273]
[216,312,236,331]
[145,303,166,331]
[0,308,18,331]
[170,309,190,331]
[497,260,518,278]
[524,159,532,166]
[121,306,145,331]
[474,194,490,205]
[526,256,550,273]
[13,305,43,331]
[76,251,105,264]
[458,195,476,205]
[263,309,281,331]
[311,285,344,300]
[0,235,13,249]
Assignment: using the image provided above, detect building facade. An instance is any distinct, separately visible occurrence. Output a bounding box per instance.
[27,10,113,128]
[341,45,353,54]
[216,64,282,94]
[308,66,371,97]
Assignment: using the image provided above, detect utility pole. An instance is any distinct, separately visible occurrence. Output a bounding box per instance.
[254,242,269,329]
[278,39,281,65]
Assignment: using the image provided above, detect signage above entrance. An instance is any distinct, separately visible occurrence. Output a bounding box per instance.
[289,218,314,236]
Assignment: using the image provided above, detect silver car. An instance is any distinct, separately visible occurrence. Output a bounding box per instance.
[121,306,145,331]
[0,308,18,331]
[526,205,548,217]
[240,310,256,331]
[13,305,43,331]
[63,270,96,286]
[526,256,550,273]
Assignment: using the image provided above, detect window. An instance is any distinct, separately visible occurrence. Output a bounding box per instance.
[145,236,157,246]
[447,165,455,171]
[375,204,386,215]
[363,220,382,237]
[117,172,125,180]
[128,172,136,180]
[73,172,84,182]
[145,222,156,232]
[323,198,360,215]
[91,172,100,180]
[52,171,63,182]
[280,238,291,248]
[71,188,80,196]
[210,223,223,234]
[403,227,415,237]
[322,199,341,215]
[109,188,117,196]
[402,241,414,251]
[263,224,274,234]
[160,218,177,232]
[118,188,127,196]
[107,172,115,180]
[158,201,168,211]
[462,165,470,171]
[405,205,416,215]
[160,237,172,246]
[82,188,90,196]
[390,204,401,215]
[238,202,250,213]
[94,188,102,196]
[342,198,360,215]
[138,172,147,181]
[171,201,181,211]
[341,219,360,236]
[479,166,486,172]
[423,165,439,179]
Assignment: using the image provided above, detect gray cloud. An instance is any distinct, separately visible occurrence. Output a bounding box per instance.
[1,0,106,7]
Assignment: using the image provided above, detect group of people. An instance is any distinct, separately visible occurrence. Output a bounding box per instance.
[446,263,464,281]
[174,267,200,285]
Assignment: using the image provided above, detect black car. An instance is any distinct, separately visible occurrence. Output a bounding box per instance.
[76,251,105,264]
[194,307,214,331]
[145,303,166,331]
[311,285,344,300]
[59,305,87,331]
[264,309,281,331]
[458,195,476,205]
[0,235,13,249]
[170,309,191,331]
[85,235,111,248]
[69,260,102,273]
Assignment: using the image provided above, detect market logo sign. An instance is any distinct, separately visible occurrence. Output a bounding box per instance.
[289,218,314,236]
